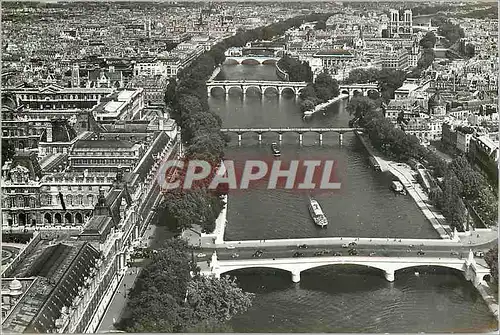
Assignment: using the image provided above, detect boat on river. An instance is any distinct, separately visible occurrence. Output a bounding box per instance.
[391,181,406,195]
[271,142,281,157]
[308,198,328,228]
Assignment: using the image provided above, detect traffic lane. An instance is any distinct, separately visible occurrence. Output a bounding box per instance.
[199,244,485,255]
[196,249,474,261]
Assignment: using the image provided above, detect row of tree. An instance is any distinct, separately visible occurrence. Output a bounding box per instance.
[118,239,254,332]
[160,13,334,234]
[299,72,340,112]
[276,54,313,82]
[347,96,497,231]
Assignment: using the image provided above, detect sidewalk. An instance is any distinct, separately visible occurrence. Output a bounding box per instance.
[97,225,157,332]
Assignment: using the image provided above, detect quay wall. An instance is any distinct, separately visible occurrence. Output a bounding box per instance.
[275,62,289,81]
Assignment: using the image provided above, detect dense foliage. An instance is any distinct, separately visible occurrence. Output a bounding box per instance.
[299,72,340,112]
[432,16,465,48]
[484,246,498,285]
[160,13,333,233]
[277,54,313,82]
[1,140,15,165]
[344,68,406,102]
[118,239,254,332]
[347,97,497,231]
[409,32,436,78]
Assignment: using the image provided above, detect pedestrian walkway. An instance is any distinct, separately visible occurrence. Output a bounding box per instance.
[97,225,157,332]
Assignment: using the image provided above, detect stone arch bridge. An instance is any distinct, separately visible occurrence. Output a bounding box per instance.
[206,80,307,97]
[339,83,379,99]
[224,56,280,65]
[205,251,490,286]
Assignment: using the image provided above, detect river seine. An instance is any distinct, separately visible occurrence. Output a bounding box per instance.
[205,64,497,332]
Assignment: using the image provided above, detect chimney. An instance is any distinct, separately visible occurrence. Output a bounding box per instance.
[109,65,115,73]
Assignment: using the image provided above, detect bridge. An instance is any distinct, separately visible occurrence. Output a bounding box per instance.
[219,127,363,145]
[224,55,280,65]
[338,83,379,99]
[206,80,307,96]
[203,250,490,286]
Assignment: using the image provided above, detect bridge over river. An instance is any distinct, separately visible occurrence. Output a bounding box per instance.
[201,249,490,286]
[220,127,363,144]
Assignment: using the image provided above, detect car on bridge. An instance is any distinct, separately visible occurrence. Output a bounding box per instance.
[314,251,326,256]
[450,251,459,256]
[231,253,239,258]
[293,252,304,257]
[334,252,342,256]
[252,250,263,258]
[417,250,425,256]
[197,253,207,258]
[342,243,349,248]
[298,244,308,249]
[226,245,236,250]
[349,242,357,247]
[348,249,358,256]
[369,252,376,256]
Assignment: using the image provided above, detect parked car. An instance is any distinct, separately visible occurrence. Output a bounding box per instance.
[293,252,304,257]
[334,252,342,256]
[226,245,235,250]
[369,252,376,256]
[348,242,357,247]
[231,253,239,258]
[314,251,324,256]
[197,253,207,258]
[252,251,263,258]
[450,251,459,256]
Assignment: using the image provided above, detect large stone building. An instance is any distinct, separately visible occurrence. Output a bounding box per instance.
[388,9,413,39]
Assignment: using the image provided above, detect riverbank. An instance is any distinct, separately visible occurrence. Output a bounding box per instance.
[303,94,349,117]
[354,130,453,240]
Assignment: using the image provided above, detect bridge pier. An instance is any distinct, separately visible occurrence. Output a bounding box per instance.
[318,133,323,144]
[278,133,283,143]
[298,133,303,145]
[384,270,395,282]
[258,133,262,143]
[237,133,242,145]
[339,133,343,146]
[291,270,301,283]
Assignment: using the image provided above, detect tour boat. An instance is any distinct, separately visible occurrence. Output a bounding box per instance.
[391,181,406,194]
[271,142,281,157]
[308,198,328,228]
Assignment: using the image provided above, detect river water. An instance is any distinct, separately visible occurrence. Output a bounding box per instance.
[204,64,498,332]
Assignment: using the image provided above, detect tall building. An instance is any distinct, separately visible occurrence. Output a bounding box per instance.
[388,9,413,39]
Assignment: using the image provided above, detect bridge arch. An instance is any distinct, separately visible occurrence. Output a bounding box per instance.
[393,263,466,274]
[366,89,380,99]
[208,86,225,96]
[279,87,296,96]
[243,86,262,95]
[262,59,278,65]
[263,86,279,95]
[224,58,240,65]
[340,89,349,96]
[227,86,243,96]
[241,58,261,65]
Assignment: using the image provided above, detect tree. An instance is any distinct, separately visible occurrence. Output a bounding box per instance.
[1,140,15,165]
[346,96,377,126]
[484,246,498,285]
[185,275,254,326]
[164,78,177,107]
[419,32,437,49]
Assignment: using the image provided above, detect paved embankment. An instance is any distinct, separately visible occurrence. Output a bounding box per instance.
[304,94,349,116]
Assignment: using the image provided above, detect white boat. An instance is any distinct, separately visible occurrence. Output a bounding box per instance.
[308,198,328,228]
[271,142,281,157]
[391,181,405,194]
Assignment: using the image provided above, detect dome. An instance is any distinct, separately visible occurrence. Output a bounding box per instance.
[428,90,446,108]
[9,278,22,291]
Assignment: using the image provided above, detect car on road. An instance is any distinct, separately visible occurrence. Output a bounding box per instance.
[348,242,357,247]
[314,251,325,256]
[341,243,349,248]
[474,251,484,257]
[450,251,459,256]
[298,244,308,249]
[348,249,358,256]
[226,245,235,250]
[417,250,425,256]
[333,252,342,256]
[197,253,207,258]
[369,252,376,256]
[293,252,304,257]
[252,251,263,258]
[231,253,239,258]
